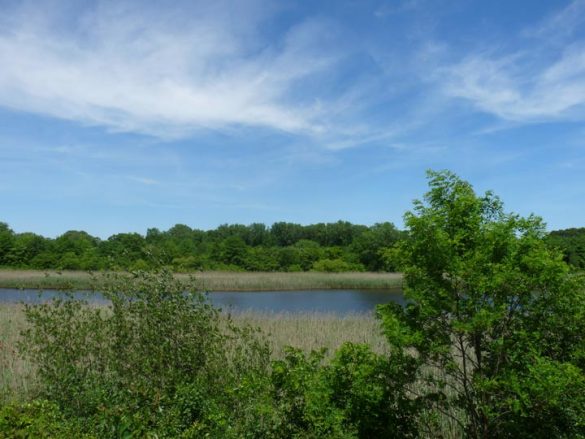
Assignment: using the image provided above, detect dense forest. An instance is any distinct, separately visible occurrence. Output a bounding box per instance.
[0,221,404,272]
[547,228,585,269]
[1,221,584,272]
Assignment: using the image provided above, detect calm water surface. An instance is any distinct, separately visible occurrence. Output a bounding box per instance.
[0,288,404,314]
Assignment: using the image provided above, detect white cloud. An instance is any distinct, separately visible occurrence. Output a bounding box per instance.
[523,0,585,43]
[0,1,343,138]
[440,45,585,122]
[436,2,585,123]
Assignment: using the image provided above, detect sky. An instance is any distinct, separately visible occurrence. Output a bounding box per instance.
[0,0,584,238]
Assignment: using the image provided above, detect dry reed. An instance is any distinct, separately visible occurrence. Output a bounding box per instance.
[0,269,402,291]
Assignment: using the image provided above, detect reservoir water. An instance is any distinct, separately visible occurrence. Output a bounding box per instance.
[0,288,404,314]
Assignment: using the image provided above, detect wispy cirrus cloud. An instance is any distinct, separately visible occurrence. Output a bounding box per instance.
[0,0,349,139]
[435,0,585,123]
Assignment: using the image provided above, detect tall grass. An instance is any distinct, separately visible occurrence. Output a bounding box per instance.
[0,269,403,291]
[0,304,36,402]
[188,271,402,291]
[231,310,389,358]
[0,304,386,402]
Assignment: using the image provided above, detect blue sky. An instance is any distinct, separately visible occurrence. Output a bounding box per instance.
[0,0,584,238]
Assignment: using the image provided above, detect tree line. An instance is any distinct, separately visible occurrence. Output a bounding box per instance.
[1,220,584,273]
[0,221,405,272]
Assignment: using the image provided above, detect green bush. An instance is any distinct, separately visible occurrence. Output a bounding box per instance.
[269,347,350,438]
[326,343,420,438]
[18,269,271,437]
[0,400,88,438]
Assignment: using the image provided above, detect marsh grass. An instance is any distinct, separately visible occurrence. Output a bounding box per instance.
[0,304,388,401]
[0,270,96,290]
[0,304,37,402]
[230,310,389,358]
[188,271,402,291]
[0,269,402,291]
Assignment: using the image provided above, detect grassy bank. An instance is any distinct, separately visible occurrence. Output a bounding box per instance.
[1,304,387,403]
[0,269,402,291]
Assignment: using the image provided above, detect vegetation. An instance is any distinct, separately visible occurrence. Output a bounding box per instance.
[0,269,401,291]
[1,170,584,437]
[4,271,420,438]
[547,227,585,269]
[379,170,585,437]
[0,220,404,273]
[1,218,583,276]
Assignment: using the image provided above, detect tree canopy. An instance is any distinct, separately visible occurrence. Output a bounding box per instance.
[379,170,585,437]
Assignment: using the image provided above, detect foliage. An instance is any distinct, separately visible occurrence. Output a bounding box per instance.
[14,269,422,438]
[0,400,88,438]
[0,220,404,273]
[325,342,420,438]
[547,227,585,269]
[378,170,585,437]
[18,269,271,437]
[8,170,585,437]
[1,218,583,273]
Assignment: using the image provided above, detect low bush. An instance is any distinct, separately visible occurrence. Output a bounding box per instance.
[311,259,365,273]
[0,400,87,438]
[18,269,271,437]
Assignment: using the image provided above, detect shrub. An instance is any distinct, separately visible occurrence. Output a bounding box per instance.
[0,400,87,438]
[326,343,420,438]
[18,269,271,436]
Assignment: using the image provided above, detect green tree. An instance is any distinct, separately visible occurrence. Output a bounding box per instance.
[19,270,270,437]
[379,170,585,437]
[547,227,585,269]
[0,222,14,265]
[350,222,402,271]
[7,232,50,267]
[99,233,146,269]
[218,236,249,268]
[294,239,323,271]
[271,222,304,247]
[247,222,270,246]
[54,230,98,256]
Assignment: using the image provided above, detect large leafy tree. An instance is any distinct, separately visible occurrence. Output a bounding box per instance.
[379,170,585,437]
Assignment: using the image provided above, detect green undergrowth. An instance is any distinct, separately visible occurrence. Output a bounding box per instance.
[2,270,421,438]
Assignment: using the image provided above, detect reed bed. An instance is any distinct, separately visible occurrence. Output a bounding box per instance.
[187,271,402,291]
[230,310,388,357]
[0,304,387,401]
[0,269,402,291]
[0,270,96,290]
[0,304,36,402]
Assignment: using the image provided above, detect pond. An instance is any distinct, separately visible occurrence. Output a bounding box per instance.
[0,288,405,314]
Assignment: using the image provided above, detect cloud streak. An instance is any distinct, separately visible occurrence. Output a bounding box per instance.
[436,1,585,123]
[0,0,345,138]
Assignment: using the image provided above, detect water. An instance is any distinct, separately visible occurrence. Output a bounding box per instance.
[0,288,404,314]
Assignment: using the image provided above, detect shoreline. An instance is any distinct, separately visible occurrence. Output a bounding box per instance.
[0,269,403,292]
